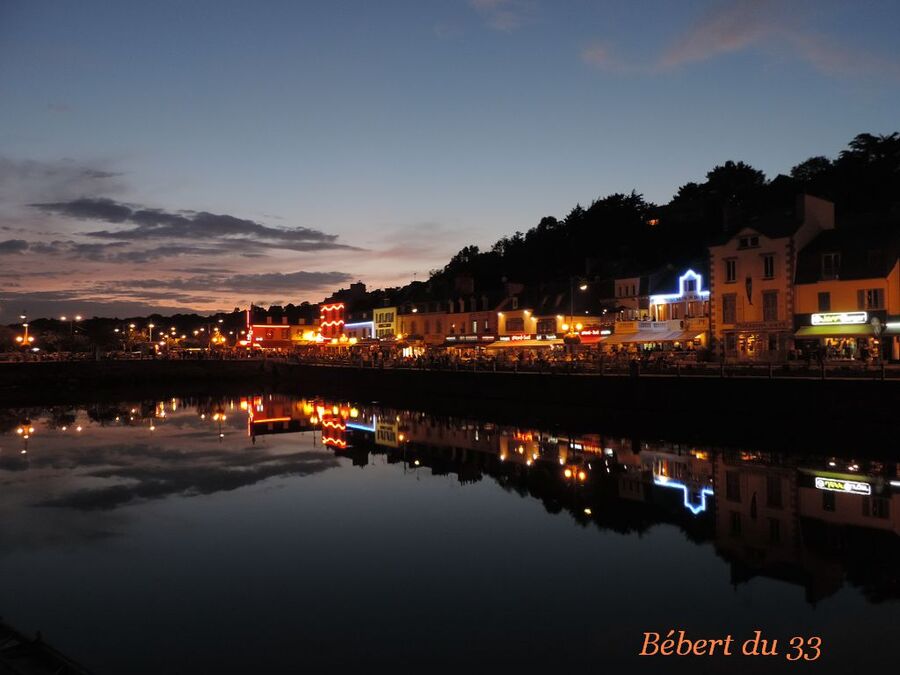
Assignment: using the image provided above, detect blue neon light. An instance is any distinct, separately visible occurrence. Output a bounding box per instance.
[649,269,710,305]
[653,476,714,515]
[344,321,375,331]
[347,422,376,433]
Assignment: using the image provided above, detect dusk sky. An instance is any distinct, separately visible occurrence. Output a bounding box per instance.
[2,0,899,319]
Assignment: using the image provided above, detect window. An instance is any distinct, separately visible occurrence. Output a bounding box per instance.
[817,292,831,312]
[471,320,478,333]
[729,511,742,536]
[766,475,782,508]
[684,279,696,292]
[722,293,737,324]
[762,291,778,322]
[725,258,737,283]
[506,317,524,332]
[484,319,489,330]
[768,518,781,543]
[410,321,417,335]
[424,320,431,334]
[725,471,741,502]
[763,254,775,279]
[511,297,519,309]
[822,490,835,512]
[537,318,555,334]
[738,236,759,249]
[436,319,442,334]
[281,328,289,339]
[863,497,890,519]
[857,288,885,310]
[821,253,840,279]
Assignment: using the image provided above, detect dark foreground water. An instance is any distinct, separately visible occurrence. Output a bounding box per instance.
[0,393,897,674]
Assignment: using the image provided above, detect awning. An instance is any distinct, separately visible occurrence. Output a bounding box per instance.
[794,325,875,338]
[603,330,696,345]
[671,331,705,343]
[484,339,563,350]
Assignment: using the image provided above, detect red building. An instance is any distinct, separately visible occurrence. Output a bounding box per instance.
[319,302,345,339]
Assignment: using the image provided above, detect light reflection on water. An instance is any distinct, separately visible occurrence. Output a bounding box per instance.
[0,394,897,674]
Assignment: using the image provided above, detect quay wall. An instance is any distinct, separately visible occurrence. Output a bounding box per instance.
[0,360,894,449]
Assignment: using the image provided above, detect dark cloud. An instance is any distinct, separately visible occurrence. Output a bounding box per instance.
[96,270,353,294]
[32,197,358,252]
[0,239,29,253]
[37,450,340,510]
[0,291,216,320]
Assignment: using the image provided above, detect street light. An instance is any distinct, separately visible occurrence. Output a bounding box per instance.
[148,323,155,342]
[569,277,588,334]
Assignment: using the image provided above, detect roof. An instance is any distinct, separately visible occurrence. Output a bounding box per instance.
[795,227,899,284]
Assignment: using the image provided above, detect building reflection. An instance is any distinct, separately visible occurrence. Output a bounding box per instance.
[2,394,898,603]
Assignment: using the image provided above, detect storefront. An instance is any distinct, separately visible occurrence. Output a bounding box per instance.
[483,333,562,357]
[722,321,792,360]
[794,311,879,361]
[444,334,496,359]
[602,320,705,354]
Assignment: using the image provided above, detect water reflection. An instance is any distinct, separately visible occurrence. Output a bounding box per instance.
[1,392,897,610]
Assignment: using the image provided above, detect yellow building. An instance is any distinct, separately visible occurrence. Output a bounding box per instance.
[709,195,834,360]
[373,306,398,339]
[793,227,900,361]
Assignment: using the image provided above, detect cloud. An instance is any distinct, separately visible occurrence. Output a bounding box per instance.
[31,197,357,252]
[469,0,537,32]
[0,157,125,210]
[37,449,341,510]
[0,290,215,319]
[96,270,354,295]
[0,239,29,253]
[583,0,900,79]
[660,0,776,69]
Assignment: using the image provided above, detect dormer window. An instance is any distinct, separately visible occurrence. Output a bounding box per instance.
[511,297,519,309]
[821,252,841,280]
[684,279,696,292]
[738,235,760,249]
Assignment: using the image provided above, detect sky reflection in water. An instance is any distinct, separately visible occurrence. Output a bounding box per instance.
[0,394,897,674]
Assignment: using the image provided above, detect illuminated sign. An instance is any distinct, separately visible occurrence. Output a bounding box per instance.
[814,476,871,495]
[376,422,399,447]
[654,476,714,515]
[649,269,710,305]
[811,312,868,326]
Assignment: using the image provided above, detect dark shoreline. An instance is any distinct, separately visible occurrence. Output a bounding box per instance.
[0,359,896,454]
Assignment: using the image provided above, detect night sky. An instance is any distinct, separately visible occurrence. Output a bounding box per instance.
[1,0,899,318]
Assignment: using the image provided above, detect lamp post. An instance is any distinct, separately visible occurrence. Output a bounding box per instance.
[567,278,588,333]
[15,313,35,352]
[148,323,155,343]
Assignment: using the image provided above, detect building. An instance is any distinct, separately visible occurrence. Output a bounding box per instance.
[612,275,650,320]
[319,301,345,340]
[601,267,710,352]
[244,306,318,350]
[793,227,900,361]
[709,195,834,360]
[373,306,398,339]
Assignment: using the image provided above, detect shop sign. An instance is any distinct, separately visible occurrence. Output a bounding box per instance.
[811,311,868,326]
[375,422,399,448]
[814,476,871,495]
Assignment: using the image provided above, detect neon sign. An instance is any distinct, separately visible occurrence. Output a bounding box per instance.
[654,476,714,515]
[814,476,871,495]
[649,269,710,305]
[811,312,867,326]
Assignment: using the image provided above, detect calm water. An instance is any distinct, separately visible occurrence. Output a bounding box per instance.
[0,393,897,674]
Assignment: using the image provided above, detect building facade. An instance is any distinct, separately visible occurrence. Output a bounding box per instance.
[793,228,900,361]
[709,195,834,360]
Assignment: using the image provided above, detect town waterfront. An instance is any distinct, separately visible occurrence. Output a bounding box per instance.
[0,392,897,673]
